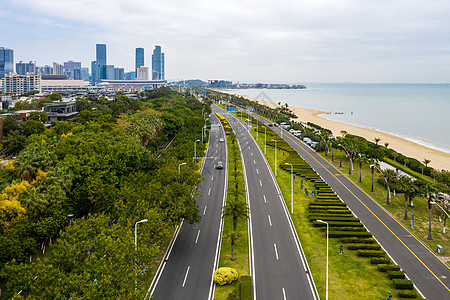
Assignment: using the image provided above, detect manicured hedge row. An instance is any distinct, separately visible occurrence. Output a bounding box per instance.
[388,271,406,279]
[328,231,372,238]
[377,264,401,272]
[309,216,360,222]
[309,202,346,206]
[347,243,381,250]
[393,279,414,290]
[397,290,418,298]
[309,210,352,215]
[340,237,376,244]
[371,257,391,264]
[356,250,385,257]
[313,222,363,228]
[240,276,252,300]
[324,226,366,232]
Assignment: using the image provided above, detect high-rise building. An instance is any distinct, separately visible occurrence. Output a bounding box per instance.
[105,65,115,80]
[91,61,99,84]
[135,48,144,73]
[152,46,165,80]
[73,68,82,80]
[37,65,53,75]
[125,71,136,80]
[1,73,41,95]
[63,60,82,79]
[81,67,90,81]
[114,67,125,80]
[0,47,14,79]
[137,66,149,80]
[16,61,36,75]
[53,62,64,75]
[96,44,107,66]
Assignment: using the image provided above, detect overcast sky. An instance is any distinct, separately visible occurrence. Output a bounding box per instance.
[2,0,450,83]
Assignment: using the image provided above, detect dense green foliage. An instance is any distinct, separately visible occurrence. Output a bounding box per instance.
[239,276,252,300]
[0,88,210,298]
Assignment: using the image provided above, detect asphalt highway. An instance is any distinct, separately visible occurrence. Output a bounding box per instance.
[147,113,227,300]
[217,106,319,300]
[253,113,450,300]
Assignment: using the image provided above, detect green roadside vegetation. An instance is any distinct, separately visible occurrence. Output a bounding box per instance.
[319,151,450,255]
[231,112,410,300]
[214,113,250,300]
[0,88,210,298]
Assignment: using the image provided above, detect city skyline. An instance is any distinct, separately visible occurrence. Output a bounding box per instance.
[2,0,450,83]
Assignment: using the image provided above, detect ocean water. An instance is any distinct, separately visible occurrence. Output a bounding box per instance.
[224,83,450,154]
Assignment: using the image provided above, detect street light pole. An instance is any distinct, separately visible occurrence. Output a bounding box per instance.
[271,139,277,177]
[256,121,258,141]
[317,219,329,300]
[193,139,200,162]
[285,163,293,213]
[178,162,186,173]
[135,219,148,290]
[264,127,267,155]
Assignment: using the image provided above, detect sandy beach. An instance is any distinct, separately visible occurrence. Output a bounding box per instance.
[244,97,450,171]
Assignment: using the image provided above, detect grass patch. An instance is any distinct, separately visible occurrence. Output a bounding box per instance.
[214,126,250,300]
[249,123,405,299]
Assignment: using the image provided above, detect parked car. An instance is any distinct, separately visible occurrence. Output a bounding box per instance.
[216,162,224,169]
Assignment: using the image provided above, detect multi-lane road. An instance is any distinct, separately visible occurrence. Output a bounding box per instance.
[218,106,319,300]
[251,112,450,300]
[147,113,227,299]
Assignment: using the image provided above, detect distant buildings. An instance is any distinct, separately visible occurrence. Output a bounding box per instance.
[1,73,41,95]
[136,66,149,80]
[0,47,14,79]
[16,61,36,75]
[136,48,144,73]
[96,44,107,67]
[152,46,165,80]
[38,65,53,75]
[53,62,64,75]
[63,60,82,79]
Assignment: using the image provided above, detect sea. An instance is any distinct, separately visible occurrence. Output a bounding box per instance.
[223,83,450,154]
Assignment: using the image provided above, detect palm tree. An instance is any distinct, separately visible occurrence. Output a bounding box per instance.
[340,130,347,137]
[374,137,381,145]
[222,198,249,231]
[397,176,416,220]
[381,169,397,205]
[222,229,240,261]
[403,158,409,167]
[355,154,367,183]
[422,184,438,240]
[330,138,338,162]
[384,142,389,148]
[423,159,431,168]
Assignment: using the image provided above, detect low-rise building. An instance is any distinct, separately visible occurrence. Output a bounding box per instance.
[43,101,78,122]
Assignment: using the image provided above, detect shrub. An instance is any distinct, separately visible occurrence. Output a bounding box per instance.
[340,237,376,244]
[388,271,406,279]
[377,264,401,272]
[356,250,385,257]
[329,231,372,238]
[393,279,414,290]
[397,290,418,298]
[240,275,252,300]
[371,257,391,264]
[213,267,238,286]
[347,243,381,250]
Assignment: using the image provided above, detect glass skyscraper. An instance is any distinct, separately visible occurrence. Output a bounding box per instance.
[152,46,165,80]
[0,47,14,79]
[96,44,107,66]
[135,48,144,73]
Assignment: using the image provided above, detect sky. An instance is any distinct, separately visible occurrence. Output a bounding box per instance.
[2,0,450,83]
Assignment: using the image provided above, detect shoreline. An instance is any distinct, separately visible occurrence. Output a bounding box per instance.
[229,94,450,171]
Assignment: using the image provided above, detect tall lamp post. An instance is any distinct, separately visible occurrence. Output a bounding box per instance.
[135,219,148,290]
[264,127,267,155]
[178,162,186,173]
[316,219,329,300]
[271,139,277,177]
[193,139,200,162]
[256,120,259,141]
[430,201,450,233]
[285,163,294,213]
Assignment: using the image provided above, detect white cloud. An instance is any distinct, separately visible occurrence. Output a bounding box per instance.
[4,0,450,82]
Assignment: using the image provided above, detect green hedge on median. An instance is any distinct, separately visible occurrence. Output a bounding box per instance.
[356,250,386,257]
[347,243,381,250]
[393,279,414,290]
[340,237,376,244]
[328,231,372,238]
[387,271,406,279]
[240,276,252,300]
[377,264,401,272]
[397,290,418,298]
[371,257,391,264]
